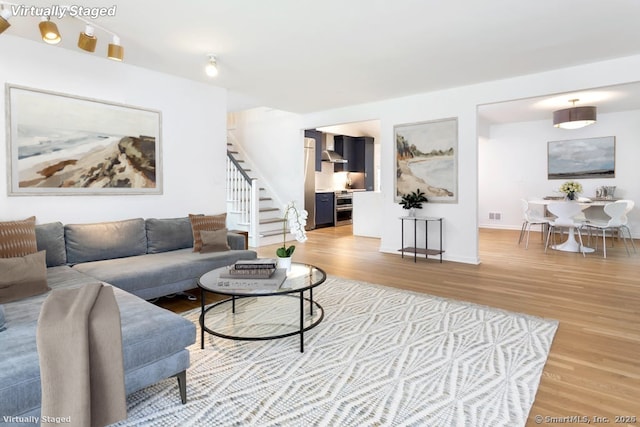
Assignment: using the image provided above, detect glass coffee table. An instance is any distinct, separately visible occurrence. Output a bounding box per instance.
[198,262,326,352]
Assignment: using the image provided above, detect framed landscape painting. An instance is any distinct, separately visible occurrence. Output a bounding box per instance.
[547,136,615,179]
[6,84,162,195]
[394,117,458,203]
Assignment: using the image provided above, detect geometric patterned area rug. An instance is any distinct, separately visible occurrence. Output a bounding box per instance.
[111,276,558,427]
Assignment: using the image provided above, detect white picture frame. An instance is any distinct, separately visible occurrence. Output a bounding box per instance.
[547,136,615,180]
[6,84,162,196]
[394,117,458,203]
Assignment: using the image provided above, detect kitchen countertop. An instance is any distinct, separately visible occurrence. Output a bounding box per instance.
[315,188,368,193]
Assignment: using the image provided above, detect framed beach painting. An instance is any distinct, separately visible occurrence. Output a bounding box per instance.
[547,136,615,179]
[394,117,458,203]
[5,84,162,195]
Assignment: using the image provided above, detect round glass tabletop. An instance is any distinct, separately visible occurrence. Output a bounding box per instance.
[198,262,326,297]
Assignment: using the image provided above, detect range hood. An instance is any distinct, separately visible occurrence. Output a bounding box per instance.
[321,150,347,163]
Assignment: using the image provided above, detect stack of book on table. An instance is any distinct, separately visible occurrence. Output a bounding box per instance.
[217,258,287,290]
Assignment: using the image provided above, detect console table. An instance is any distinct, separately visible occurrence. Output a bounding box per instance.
[399,216,444,263]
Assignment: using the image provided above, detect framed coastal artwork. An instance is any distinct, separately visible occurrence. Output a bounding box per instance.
[5,84,162,195]
[394,117,458,203]
[547,136,615,180]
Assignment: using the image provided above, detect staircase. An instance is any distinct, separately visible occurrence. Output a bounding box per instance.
[226,135,288,248]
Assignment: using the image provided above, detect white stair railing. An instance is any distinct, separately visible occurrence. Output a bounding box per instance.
[226,153,259,246]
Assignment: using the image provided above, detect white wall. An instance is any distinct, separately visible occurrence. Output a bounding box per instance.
[225,54,640,264]
[0,36,228,225]
[299,93,480,264]
[479,110,640,236]
[229,108,304,209]
[302,54,640,264]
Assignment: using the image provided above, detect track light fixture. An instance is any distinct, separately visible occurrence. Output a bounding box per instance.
[39,16,61,45]
[107,35,124,61]
[205,54,218,77]
[77,25,97,52]
[0,2,124,61]
[0,8,11,34]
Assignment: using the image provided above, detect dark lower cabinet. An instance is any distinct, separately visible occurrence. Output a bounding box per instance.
[315,192,334,227]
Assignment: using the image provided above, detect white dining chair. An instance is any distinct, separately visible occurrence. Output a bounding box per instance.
[583,201,630,258]
[545,202,587,256]
[617,199,637,253]
[518,199,553,249]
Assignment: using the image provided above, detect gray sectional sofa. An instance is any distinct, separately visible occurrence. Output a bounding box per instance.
[0,217,257,426]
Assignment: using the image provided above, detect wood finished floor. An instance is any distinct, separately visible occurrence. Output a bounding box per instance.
[156,226,640,426]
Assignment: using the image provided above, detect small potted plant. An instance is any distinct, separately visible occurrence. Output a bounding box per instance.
[276,201,308,272]
[399,188,428,216]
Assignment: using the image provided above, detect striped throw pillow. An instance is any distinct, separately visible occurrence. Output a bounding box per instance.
[0,216,38,258]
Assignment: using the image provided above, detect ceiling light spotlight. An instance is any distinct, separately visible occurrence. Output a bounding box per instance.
[553,99,597,129]
[0,8,11,34]
[39,17,61,44]
[78,25,97,52]
[205,55,218,77]
[107,35,124,61]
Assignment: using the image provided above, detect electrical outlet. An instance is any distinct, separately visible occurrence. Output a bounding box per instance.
[495,212,502,220]
[489,212,495,220]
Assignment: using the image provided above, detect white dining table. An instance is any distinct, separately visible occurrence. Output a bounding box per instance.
[528,199,605,253]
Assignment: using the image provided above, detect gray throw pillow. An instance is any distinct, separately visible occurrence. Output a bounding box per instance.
[0,251,50,304]
[36,222,67,267]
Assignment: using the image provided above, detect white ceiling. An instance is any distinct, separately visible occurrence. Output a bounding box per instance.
[477,81,640,125]
[3,0,640,119]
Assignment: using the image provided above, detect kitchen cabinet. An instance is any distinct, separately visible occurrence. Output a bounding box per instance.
[334,136,374,191]
[304,129,323,172]
[334,136,372,171]
[333,135,358,172]
[315,192,334,227]
[362,137,374,191]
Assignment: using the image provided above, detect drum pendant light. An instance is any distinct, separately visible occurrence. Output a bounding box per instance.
[553,99,597,129]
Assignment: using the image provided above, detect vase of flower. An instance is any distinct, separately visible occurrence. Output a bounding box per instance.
[559,181,583,202]
[276,201,308,273]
